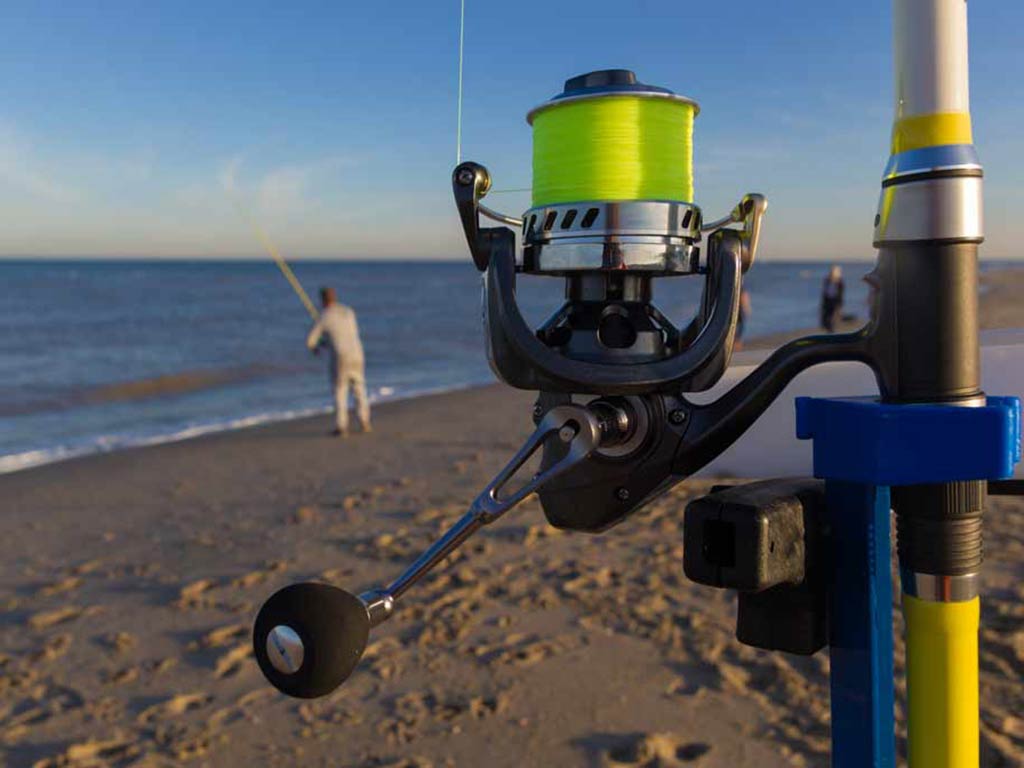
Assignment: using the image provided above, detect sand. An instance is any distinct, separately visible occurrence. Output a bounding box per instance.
[2,269,1024,767]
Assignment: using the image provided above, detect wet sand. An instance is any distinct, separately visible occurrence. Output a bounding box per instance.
[2,268,1024,767]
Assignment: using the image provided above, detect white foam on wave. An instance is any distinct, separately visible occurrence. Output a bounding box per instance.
[0,379,491,476]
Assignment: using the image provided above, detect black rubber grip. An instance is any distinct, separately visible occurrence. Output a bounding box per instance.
[892,481,985,575]
[253,582,369,698]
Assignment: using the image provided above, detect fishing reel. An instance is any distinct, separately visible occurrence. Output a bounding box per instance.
[254,70,877,699]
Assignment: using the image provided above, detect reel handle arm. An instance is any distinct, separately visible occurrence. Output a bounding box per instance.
[364,403,603,622]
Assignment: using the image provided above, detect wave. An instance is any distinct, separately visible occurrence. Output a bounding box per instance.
[0,379,488,476]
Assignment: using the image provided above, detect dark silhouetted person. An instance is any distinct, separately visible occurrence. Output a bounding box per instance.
[820,265,845,332]
[307,287,371,437]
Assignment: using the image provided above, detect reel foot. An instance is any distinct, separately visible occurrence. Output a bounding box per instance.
[253,582,369,698]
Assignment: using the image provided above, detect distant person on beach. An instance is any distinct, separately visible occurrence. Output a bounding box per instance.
[735,288,752,350]
[820,265,845,332]
[307,287,371,437]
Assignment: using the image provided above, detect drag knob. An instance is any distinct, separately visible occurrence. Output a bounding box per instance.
[253,582,369,698]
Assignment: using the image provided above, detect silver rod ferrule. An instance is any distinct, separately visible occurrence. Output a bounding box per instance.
[900,568,980,602]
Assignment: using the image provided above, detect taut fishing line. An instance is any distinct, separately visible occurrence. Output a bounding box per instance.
[455,0,466,165]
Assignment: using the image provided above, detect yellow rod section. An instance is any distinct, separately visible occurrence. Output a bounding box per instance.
[903,594,980,768]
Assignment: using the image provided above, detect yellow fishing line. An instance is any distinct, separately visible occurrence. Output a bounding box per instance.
[531,96,695,206]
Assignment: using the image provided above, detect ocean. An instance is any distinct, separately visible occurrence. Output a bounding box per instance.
[0,258,877,473]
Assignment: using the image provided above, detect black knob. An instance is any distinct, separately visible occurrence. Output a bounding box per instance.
[555,70,673,99]
[563,69,637,92]
[253,582,369,698]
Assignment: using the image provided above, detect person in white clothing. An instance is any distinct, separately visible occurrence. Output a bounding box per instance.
[306,287,371,436]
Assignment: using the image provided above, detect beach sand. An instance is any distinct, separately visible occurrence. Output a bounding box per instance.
[2,268,1024,767]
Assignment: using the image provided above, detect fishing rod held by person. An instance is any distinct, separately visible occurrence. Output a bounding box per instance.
[254,6,1019,767]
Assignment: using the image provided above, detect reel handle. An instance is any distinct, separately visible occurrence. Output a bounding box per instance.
[252,582,370,699]
[253,405,604,698]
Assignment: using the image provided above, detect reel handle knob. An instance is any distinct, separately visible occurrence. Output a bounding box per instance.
[252,582,369,699]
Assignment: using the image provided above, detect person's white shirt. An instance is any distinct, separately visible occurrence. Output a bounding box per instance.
[307,303,365,368]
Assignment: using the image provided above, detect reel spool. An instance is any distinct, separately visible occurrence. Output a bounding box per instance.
[529,68,696,206]
[454,69,766,396]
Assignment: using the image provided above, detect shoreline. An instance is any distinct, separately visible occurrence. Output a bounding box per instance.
[4,264,1023,477]
[0,379,496,476]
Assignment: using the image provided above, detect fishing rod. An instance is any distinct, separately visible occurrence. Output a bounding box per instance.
[252,3,1018,766]
[230,199,319,321]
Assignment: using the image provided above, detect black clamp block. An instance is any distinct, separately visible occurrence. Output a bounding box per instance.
[683,478,827,655]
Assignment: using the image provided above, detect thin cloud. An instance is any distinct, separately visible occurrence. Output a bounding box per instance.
[0,124,80,204]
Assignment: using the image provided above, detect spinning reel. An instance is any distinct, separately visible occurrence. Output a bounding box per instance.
[253,70,882,699]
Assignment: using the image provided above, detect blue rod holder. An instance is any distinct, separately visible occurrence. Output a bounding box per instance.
[796,394,1019,766]
[825,481,895,767]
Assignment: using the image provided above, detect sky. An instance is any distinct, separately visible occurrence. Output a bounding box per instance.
[0,0,1021,261]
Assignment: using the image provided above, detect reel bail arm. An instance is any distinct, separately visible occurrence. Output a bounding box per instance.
[700,193,768,272]
[453,162,522,271]
[253,403,606,698]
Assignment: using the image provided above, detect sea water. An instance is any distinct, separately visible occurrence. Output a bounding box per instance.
[0,259,877,472]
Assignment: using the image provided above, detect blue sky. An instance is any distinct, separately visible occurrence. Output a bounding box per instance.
[0,0,1020,260]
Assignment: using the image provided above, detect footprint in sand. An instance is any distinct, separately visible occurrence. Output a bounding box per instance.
[69,559,104,576]
[27,605,99,630]
[28,633,72,663]
[231,570,269,589]
[231,561,287,590]
[105,666,140,686]
[174,579,216,609]
[196,623,247,648]
[213,643,252,679]
[483,633,580,667]
[605,733,712,766]
[136,692,212,725]
[36,577,82,597]
[101,631,136,653]
[33,734,139,768]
